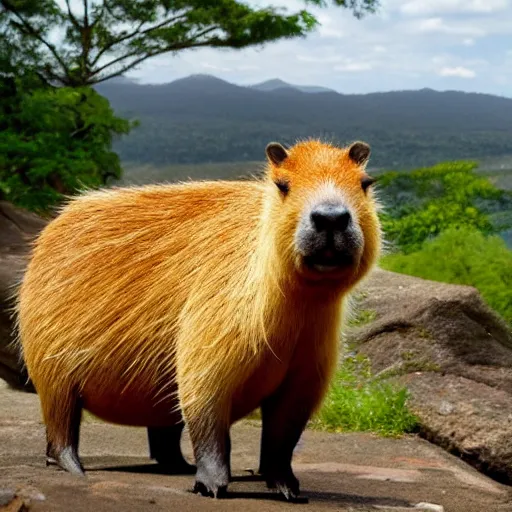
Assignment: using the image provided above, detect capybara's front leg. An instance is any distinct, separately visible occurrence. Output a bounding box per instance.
[258,367,330,503]
[258,393,306,502]
[188,418,231,498]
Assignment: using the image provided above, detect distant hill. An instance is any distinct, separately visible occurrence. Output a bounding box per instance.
[251,79,335,94]
[95,75,512,169]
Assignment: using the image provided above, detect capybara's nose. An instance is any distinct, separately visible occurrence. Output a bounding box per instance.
[311,204,351,232]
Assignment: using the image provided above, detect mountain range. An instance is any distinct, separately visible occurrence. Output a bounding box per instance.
[250,78,335,94]
[95,74,512,170]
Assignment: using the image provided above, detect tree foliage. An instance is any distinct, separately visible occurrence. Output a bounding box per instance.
[0,0,377,213]
[0,76,132,214]
[0,0,379,87]
[378,163,512,325]
[377,161,512,253]
[381,227,512,326]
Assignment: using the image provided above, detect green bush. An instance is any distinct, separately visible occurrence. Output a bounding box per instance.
[312,354,419,437]
[378,161,510,253]
[0,78,132,215]
[381,227,512,325]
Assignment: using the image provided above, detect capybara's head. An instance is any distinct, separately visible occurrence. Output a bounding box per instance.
[265,139,381,285]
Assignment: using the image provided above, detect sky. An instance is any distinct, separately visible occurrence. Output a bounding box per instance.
[125,0,512,96]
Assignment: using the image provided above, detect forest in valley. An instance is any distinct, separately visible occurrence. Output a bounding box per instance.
[96,74,512,170]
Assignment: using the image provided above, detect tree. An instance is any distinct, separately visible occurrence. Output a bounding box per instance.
[0,20,135,214]
[0,83,133,214]
[378,161,510,254]
[0,0,379,87]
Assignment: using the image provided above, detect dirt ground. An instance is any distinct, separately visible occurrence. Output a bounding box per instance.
[0,380,511,512]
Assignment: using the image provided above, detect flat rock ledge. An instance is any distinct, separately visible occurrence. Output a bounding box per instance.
[349,268,512,485]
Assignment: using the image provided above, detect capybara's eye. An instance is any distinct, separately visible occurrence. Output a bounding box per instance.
[361,176,376,192]
[275,179,290,195]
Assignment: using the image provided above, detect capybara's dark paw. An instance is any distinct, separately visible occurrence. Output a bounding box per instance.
[192,465,229,499]
[265,471,307,503]
[192,480,228,499]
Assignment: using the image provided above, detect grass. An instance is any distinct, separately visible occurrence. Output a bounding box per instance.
[245,353,419,438]
[347,308,377,328]
[311,354,419,437]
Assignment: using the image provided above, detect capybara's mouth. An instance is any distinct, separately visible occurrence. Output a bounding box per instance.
[303,250,355,273]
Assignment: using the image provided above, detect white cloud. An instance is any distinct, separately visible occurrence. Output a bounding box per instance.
[297,54,343,63]
[438,66,476,78]
[414,17,486,36]
[237,65,260,71]
[400,0,508,16]
[124,0,512,97]
[334,62,373,72]
[201,62,231,72]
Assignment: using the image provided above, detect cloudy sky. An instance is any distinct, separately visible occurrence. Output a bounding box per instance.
[126,0,512,97]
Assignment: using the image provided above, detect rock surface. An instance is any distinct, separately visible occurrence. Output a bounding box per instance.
[1,381,510,512]
[349,269,512,484]
[0,202,47,392]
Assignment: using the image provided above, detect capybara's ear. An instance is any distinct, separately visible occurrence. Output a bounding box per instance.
[266,142,288,166]
[348,141,371,166]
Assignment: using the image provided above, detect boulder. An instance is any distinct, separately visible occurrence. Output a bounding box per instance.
[0,202,47,392]
[348,268,512,483]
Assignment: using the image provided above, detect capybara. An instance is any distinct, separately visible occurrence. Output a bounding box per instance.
[15,139,381,501]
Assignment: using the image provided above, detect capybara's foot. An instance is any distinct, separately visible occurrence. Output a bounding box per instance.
[265,469,307,503]
[192,463,229,499]
[47,446,85,476]
[193,480,228,499]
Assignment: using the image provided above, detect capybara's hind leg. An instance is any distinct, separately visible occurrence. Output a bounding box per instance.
[147,422,196,474]
[42,387,85,476]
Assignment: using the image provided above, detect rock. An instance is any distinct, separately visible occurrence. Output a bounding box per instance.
[414,504,444,512]
[0,202,48,392]
[0,490,16,507]
[349,269,512,392]
[348,268,512,484]
[0,489,28,512]
[399,373,512,485]
[437,401,455,416]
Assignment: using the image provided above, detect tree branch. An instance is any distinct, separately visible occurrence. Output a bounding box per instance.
[65,0,81,29]
[90,1,106,28]
[93,28,224,85]
[2,1,71,83]
[82,0,92,73]
[90,12,188,67]
[103,0,128,24]
[83,0,89,27]
[90,20,145,66]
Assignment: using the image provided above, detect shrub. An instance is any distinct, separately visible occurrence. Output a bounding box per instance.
[381,227,512,325]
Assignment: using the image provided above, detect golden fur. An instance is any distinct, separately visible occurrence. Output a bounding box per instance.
[15,139,381,450]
